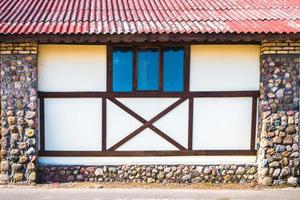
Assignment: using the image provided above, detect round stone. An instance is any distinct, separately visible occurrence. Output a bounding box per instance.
[147,177,155,183]
[181,174,191,182]
[28,172,36,182]
[25,128,35,138]
[10,149,20,155]
[247,167,257,175]
[280,167,291,178]
[288,117,294,125]
[272,136,282,144]
[0,174,10,182]
[67,175,75,182]
[0,128,9,137]
[269,161,280,168]
[18,142,27,150]
[261,177,272,186]
[13,173,24,182]
[157,172,165,180]
[272,168,281,178]
[236,167,245,175]
[0,160,10,171]
[283,136,293,144]
[275,145,285,153]
[7,116,16,125]
[26,138,36,146]
[11,164,22,171]
[287,177,298,186]
[19,156,28,164]
[27,162,35,170]
[94,168,103,176]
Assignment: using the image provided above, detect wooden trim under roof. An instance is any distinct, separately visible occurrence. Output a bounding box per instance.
[0,33,299,44]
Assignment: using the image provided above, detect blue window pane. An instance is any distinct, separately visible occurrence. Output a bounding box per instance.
[112,48,133,92]
[163,47,184,92]
[137,49,159,91]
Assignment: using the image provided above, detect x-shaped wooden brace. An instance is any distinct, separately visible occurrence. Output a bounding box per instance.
[108,98,187,151]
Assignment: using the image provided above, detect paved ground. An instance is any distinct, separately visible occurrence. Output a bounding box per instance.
[0,188,300,200]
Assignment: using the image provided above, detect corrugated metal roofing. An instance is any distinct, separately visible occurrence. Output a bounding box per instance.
[0,0,299,34]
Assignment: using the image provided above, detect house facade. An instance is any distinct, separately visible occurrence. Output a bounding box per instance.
[0,0,299,186]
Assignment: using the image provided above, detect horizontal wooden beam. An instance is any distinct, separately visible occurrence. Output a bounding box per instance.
[38,91,260,98]
[38,150,257,157]
[1,33,299,44]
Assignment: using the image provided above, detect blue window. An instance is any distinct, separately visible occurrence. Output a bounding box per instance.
[112,48,133,92]
[111,46,185,92]
[163,47,184,92]
[137,48,159,91]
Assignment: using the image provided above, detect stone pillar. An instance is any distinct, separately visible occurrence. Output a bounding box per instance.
[0,42,38,184]
[257,40,299,186]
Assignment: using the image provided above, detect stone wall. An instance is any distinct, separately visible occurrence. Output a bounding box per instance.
[37,164,258,184]
[0,43,38,184]
[257,40,299,186]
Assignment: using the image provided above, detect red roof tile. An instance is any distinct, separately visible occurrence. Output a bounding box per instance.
[0,0,299,35]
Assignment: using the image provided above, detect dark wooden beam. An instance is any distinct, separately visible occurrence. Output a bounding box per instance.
[106,45,112,92]
[39,97,45,151]
[1,33,299,44]
[250,97,258,151]
[188,98,193,150]
[133,47,137,91]
[38,150,257,157]
[102,98,107,151]
[184,45,191,92]
[38,91,260,98]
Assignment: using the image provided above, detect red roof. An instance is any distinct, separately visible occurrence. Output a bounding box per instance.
[0,0,299,35]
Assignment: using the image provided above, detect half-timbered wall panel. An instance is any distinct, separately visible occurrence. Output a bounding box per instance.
[107,98,188,150]
[37,44,259,163]
[38,45,106,91]
[193,97,252,150]
[190,45,260,91]
[44,98,102,151]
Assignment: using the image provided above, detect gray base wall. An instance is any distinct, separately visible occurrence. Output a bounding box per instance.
[37,164,258,184]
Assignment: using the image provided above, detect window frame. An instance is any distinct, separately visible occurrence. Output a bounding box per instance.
[107,45,190,93]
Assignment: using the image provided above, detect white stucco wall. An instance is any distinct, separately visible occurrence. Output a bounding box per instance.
[44,98,102,151]
[38,44,259,164]
[190,45,260,91]
[38,45,106,91]
[193,97,253,150]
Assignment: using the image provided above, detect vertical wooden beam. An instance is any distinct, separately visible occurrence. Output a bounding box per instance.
[184,45,191,92]
[106,45,112,92]
[102,98,107,151]
[188,97,194,150]
[133,47,137,91]
[250,97,257,150]
[39,97,45,151]
[159,47,164,92]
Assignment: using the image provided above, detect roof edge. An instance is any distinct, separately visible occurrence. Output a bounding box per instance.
[0,33,299,44]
